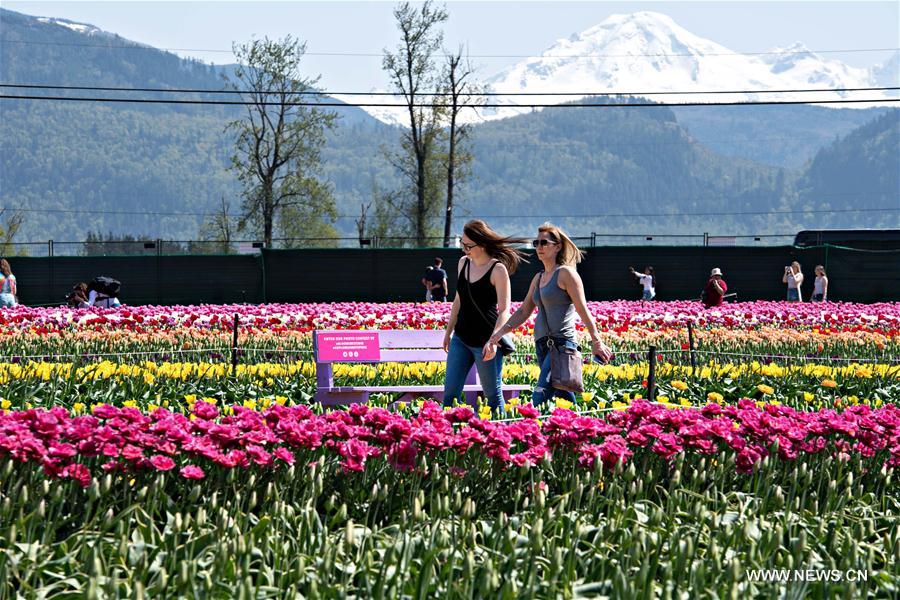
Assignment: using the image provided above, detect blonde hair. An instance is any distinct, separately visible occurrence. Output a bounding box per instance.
[538,223,584,266]
[792,261,802,272]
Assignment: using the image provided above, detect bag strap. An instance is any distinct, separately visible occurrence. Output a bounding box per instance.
[534,269,556,338]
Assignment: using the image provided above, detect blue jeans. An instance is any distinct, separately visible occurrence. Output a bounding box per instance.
[642,290,655,301]
[443,335,504,413]
[787,288,800,301]
[532,337,577,407]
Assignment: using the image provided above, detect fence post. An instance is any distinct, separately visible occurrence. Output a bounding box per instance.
[156,239,162,305]
[231,313,239,375]
[647,345,657,401]
[48,239,54,304]
[687,321,697,372]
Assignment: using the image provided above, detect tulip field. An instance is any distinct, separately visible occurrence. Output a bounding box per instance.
[0,301,898,598]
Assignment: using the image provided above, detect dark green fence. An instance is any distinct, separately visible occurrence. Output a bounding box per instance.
[9,245,899,306]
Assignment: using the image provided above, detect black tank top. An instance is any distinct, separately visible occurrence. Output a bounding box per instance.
[454,259,499,347]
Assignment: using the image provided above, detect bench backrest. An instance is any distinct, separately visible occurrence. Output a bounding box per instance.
[314,330,446,364]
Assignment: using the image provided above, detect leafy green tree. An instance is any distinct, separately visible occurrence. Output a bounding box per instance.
[383,1,449,246]
[0,209,25,257]
[227,36,339,248]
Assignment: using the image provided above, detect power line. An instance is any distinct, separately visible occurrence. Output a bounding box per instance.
[3,206,897,219]
[0,93,896,108]
[3,82,898,97]
[1,37,897,59]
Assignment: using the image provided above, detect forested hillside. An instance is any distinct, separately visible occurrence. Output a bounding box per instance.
[1,8,896,247]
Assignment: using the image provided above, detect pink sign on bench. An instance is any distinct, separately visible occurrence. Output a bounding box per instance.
[315,331,381,362]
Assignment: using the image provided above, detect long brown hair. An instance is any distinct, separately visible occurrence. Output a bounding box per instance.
[538,223,584,266]
[462,220,528,275]
[0,259,10,277]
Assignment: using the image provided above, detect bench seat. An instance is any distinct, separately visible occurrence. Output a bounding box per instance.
[314,330,529,407]
[329,384,531,393]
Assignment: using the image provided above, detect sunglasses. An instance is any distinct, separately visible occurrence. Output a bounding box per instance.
[532,239,558,248]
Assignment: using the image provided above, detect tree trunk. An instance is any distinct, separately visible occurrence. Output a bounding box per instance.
[263,186,274,248]
[416,146,427,246]
[444,110,456,248]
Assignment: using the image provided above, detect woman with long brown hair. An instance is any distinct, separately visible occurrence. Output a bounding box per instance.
[489,223,612,407]
[443,220,527,416]
[0,259,18,307]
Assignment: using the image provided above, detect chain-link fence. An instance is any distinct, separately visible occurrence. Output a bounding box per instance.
[2,233,801,257]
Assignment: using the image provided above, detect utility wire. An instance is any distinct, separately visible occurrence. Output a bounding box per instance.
[0,37,897,59]
[2,82,898,97]
[0,93,896,108]
[3,206,897,219]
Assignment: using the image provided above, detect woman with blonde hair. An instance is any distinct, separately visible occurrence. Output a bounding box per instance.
[488,223,612,407]
[0,259,18,307]
[811,265,828,302]
[783,261,804,302]
[443,220,527,416]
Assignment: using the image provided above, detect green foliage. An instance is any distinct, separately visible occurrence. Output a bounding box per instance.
[0,445,896,597]
[227,36,339,247]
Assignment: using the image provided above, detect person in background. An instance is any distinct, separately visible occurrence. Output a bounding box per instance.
[489,223,613,408]
[421,265,434,302]
[425,257,448,302]
[68,280,121,309]
[702,268,727,308]
[0,259,18,307]
[811,265,828,302]
[629,265,656,300]
[783,261,804,302]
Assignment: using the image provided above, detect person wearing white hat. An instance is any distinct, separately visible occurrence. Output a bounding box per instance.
[702,268,727,308]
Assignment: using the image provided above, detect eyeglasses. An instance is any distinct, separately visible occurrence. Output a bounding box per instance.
[532,239,558,248]
[461,241,477,251]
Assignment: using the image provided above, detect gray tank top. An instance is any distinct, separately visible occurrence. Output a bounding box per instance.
[532,268,576,341]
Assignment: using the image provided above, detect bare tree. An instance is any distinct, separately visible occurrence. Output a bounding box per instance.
[0,209,24,257]
[383,1,449,246]
[227,36,338,248]
[442,46,480,247]
[199,196,236,253]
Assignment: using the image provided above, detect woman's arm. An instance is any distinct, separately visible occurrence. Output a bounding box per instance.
[823,276,828,298]
[9,277,16,297]
[712,280,724,295]
[482,264,511,359]
[488,273,538,345]
[443,295,461,352]
[560,268,613,362]
[795,273,804,286]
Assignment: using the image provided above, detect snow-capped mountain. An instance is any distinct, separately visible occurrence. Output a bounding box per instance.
[351,11,897,126]
[34,15,144,45]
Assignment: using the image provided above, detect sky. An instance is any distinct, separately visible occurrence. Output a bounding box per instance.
[3,1,899,91]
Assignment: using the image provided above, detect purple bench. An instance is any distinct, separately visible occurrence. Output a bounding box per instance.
[313,329,530,406]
